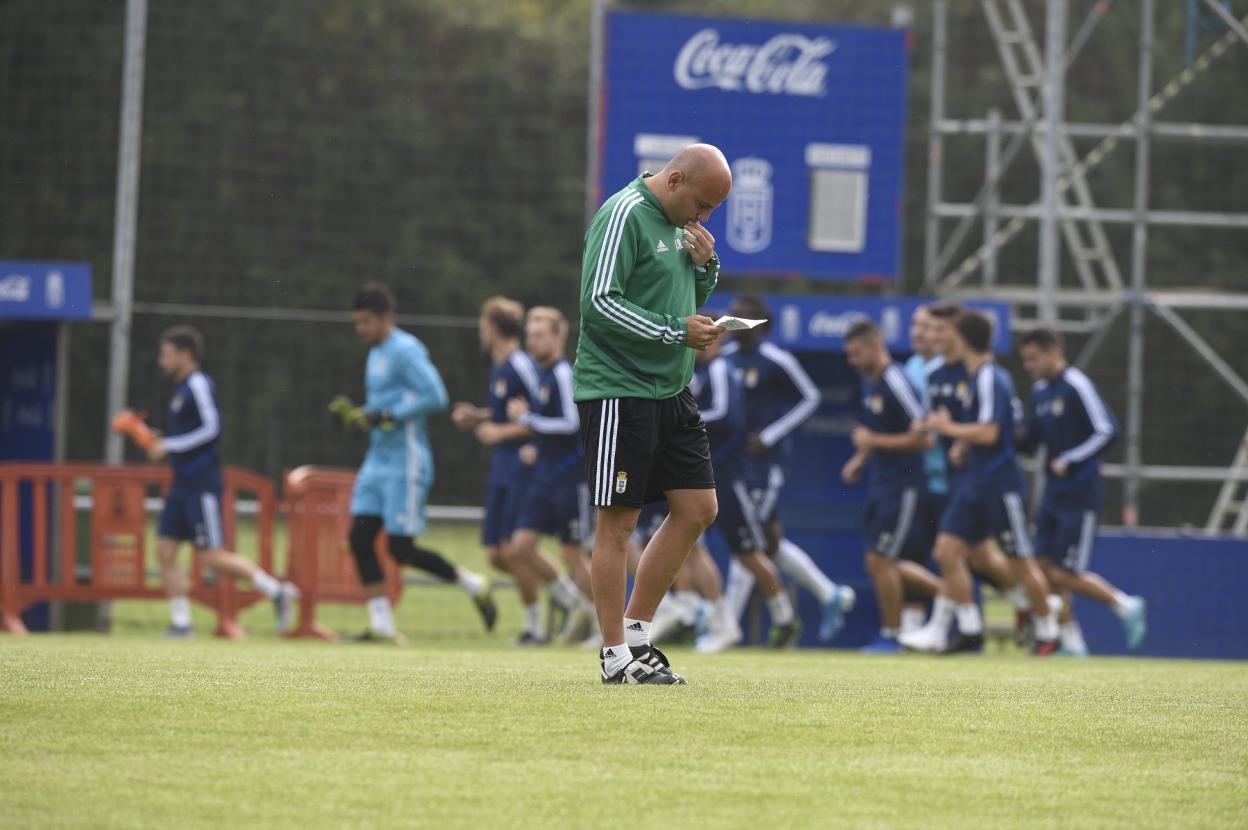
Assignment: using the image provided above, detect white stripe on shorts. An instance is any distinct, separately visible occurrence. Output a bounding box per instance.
[887,487,919,559]
[604,399,620,506]
[1003,492,1034,556]
[200,493,224,551]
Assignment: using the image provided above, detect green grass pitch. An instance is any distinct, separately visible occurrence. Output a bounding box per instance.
[2,525,1246,828]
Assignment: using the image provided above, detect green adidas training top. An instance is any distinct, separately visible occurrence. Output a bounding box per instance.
[573,175,720,402]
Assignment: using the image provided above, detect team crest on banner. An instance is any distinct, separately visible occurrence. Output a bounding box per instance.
[726,157,773,254]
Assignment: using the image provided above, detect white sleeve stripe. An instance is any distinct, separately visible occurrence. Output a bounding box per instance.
[591,193,684,343]
[701,358,730,423]
[592,194,668,341]
[884,365,925,422]
[510,352,541,400]
[757,344,820,447]
[1060,369,1115,464]
[161,372,221,453]
[592,195,657,337]
[524,363,580,434]
[976,366,995,423]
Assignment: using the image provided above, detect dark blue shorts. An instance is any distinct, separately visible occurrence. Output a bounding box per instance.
[714,475,768,556]
[906,489,948,564]
[1034,500,1099,572]
[516,473,591,545]
[864,485,926,561]
[481,464,534,547]
[158,483,225,550]
[631,501,669,550]
[939,483,1034,557]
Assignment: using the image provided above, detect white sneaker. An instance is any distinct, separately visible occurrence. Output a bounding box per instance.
[694,622,743,654]
[649,594,690,644]
[898,621,947,653]
[559,603,594,643]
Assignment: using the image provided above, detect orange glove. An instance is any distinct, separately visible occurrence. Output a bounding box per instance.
[111,409,156,451]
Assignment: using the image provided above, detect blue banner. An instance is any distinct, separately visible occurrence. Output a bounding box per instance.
[0,262,93,320]
[710,293,1014,354]
[599,11,910,281]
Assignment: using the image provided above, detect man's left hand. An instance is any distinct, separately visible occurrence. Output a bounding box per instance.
[146,440,167,461]
[850,425,876,450]
[683,221,716,268]
[1050,458,1069,478]
[507,397,529,422]
[746,433,768,456]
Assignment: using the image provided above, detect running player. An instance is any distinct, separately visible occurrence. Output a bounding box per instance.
[901,310,1059,655]
[720,293,855,643]
[150,325,297,637]
[1018,327,1147,653]
[451,296,548,643]
[345,283,495,642]
[919,302,1033,645]
[505,306,594,642]
[693,324,802,651]
[842,319,943,654]
[899,305,947,633]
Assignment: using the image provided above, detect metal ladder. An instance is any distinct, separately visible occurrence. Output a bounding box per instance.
[980,0,1125,295]
[1206,426,1248,535]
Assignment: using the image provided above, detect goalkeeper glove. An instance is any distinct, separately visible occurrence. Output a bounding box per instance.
[329,396,369,431]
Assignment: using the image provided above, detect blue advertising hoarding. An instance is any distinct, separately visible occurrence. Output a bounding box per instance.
[598,11,910,281]
[0,262,93,321]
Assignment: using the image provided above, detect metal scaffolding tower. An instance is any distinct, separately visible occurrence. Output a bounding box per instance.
[923,0,1248,531]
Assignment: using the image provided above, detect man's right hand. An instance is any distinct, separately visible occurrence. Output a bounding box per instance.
[451,402,479,431]
[684,315,724,351]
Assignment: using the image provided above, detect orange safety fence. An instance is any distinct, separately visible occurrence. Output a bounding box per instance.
[0,463,276,638]
[281,466,402,640]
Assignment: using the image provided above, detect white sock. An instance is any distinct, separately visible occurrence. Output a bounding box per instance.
[880,627,899,639]
[523,603,542,635]
[169,596,191,628]
[955,603,983,635]
[1005,584,1030,611]
[602,643,632,677]
[900,607,927,634]
[367,596,395,637]
[775,539,836,604]
[674,590,701,625]
[1111,591,1135,618]
[931,595,956,630]
[456,568,485,596]
[561,575,588,605]
[1061,621,1087,652]
[724,558,756,622]
[765,591,794,625]
[623,617,651,647]
[1035,613,1059,642]
[251,570,281,599]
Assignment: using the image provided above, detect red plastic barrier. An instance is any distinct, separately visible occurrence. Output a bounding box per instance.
[282,466,402,640]
[0,463,277,638]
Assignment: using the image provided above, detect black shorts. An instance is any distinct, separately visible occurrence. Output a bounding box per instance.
[578,390,716,508]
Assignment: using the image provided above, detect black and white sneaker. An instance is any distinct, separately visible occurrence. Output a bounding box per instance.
[600,645,688,685]
[940,631,985,654]
[472,587,498,632]
[513,630,549,647]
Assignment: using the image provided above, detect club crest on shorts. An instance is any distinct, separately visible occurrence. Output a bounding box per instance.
[615,471,628,495]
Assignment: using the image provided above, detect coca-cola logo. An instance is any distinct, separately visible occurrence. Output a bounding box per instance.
[807,311,867,339]
[673,28,836,97]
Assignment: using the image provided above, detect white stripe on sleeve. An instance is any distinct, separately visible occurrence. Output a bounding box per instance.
[510,351,541,401]
[700,358,731,424]
[976,365,995,424]
[521,362,580,435]
[884,364,926,422]
[1059,368,1116,465]
[757,343,820,448]
[590,193,683,344]
[161,372,221,453]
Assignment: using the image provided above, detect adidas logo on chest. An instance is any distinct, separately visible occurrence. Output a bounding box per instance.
[655,239,669,253]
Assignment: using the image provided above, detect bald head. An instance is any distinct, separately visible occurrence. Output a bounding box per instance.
[645,142,733,227]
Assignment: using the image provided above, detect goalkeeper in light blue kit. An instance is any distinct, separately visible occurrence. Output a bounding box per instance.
[341,283,496,642]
